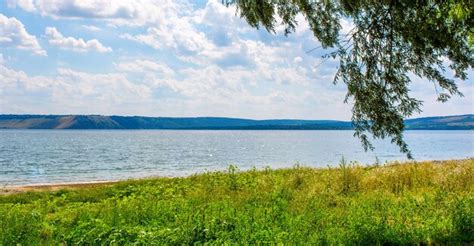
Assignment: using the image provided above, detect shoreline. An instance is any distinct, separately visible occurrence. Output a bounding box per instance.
[0,180,123,195]
[2,158,472,195]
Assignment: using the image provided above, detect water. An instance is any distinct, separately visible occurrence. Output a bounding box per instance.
[1,130,473,186]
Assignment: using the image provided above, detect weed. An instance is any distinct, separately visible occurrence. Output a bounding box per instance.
[0,159,472,244]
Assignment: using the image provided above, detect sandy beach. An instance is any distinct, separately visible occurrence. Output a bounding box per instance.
[0,180,120,195]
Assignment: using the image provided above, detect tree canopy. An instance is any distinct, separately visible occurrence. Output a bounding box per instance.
[224,0,473,158]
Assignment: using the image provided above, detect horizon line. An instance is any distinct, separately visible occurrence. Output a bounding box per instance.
[1,113,472,122]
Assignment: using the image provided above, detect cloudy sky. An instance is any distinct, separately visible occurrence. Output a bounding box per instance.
[0,0,472,120]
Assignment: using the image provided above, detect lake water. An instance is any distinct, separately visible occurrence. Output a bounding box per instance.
[1,130,473,186]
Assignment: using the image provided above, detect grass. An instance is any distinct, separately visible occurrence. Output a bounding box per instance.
[0,159,473,245]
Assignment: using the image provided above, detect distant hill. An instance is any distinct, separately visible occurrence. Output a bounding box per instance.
[404,115,474,130]
[0,114,472,130]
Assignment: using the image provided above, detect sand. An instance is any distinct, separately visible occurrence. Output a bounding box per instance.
[0,180,119,195]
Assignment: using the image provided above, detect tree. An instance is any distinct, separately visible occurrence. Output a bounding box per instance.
[224,0,473,158]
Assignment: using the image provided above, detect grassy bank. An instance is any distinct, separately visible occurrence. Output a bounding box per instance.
[1,159,473,244]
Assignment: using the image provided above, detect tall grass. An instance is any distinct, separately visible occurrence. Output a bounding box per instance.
[0,159,473,244]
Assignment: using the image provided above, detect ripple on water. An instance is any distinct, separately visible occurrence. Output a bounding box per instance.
[0,130,473,185]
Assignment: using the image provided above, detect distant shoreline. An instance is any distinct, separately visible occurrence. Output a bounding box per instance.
[0,114,472,130]
[1,128,472,130]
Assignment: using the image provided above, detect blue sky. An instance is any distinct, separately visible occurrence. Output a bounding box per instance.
[0,0,472,120]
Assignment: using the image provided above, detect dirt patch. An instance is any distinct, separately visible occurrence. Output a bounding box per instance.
[0,180,119,195]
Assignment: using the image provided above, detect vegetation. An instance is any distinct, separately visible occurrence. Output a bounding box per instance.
[0,159,473,245]
[224,0,474,158]
[1,114,473,130]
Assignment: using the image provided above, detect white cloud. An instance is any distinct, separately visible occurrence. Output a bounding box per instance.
[0,14,46,56]
[45,27,112,53]
[0,63,57,95]
[2,0,353,118]
[6,0,186,26]
[118,1,313,71]
[55,68,151,100]
[81,25,101,32]
[121,19,214,57]
[407,70,474,118]
[0,63,152,114]
[3,0,471,119]
[120,1,247,63]
[114,59,174,77]
[6,0,37,12]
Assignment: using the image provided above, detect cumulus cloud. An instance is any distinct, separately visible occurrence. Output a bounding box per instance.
[2,0,355,118]
[0,63,152,114]
[120,1,247,63]
[6,0,37,12]
[6,0,185,26]
[55,68,151,100]
[45,27,112,53]
[0,14,46,56]
[3,0,470,119]
[120,18,215,59]
[118,1,315,73]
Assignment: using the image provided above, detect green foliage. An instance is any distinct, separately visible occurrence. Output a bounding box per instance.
[224,0,474,158]
[338,157,362,194]
[0,159,473,244]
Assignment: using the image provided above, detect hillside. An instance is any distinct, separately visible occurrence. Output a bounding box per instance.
[0,114,472,130]
[404,114,474,130]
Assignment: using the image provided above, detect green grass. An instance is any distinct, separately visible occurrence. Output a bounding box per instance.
[1,159,473,245]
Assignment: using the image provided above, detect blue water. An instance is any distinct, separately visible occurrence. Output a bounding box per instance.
[0,130,473,186]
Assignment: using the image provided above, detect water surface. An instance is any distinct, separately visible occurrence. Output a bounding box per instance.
[1,130,472,185]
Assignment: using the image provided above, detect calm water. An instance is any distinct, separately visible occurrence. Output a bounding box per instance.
[1,130,473,186]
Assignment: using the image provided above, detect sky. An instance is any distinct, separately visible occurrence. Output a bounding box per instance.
[0,0,472,120]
